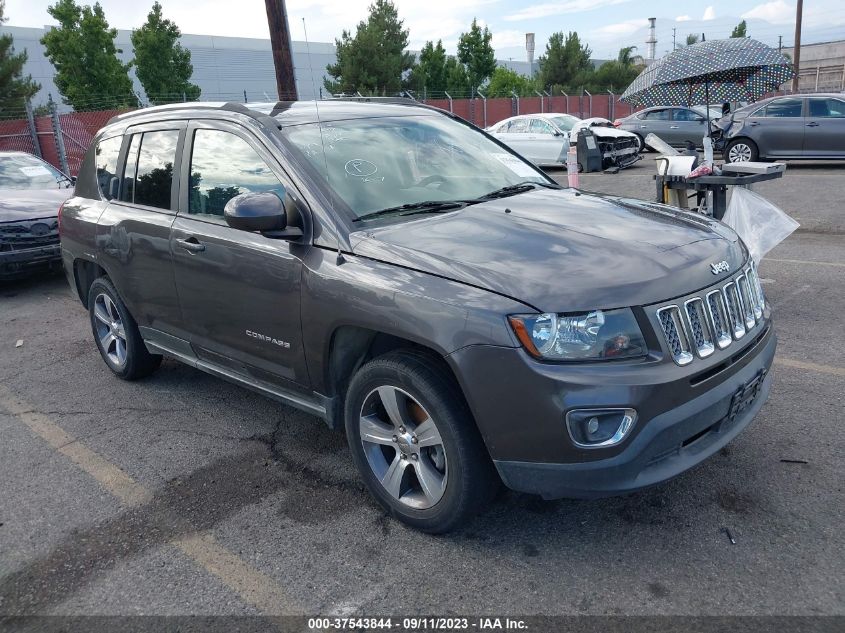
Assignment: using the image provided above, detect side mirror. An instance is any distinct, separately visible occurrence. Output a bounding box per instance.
[224,190,304,240]
[224,190,287,232]
[108,176,119,199]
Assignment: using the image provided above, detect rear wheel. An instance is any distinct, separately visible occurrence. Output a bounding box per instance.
[88,277,162,380]
[725,139,759,163]
[344,350,499,533]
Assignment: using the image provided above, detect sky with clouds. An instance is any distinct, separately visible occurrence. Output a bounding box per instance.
[3,0,843,61]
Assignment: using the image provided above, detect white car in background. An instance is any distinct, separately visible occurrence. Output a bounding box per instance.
[487,113,641,169]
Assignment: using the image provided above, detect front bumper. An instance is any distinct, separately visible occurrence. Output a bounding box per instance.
[0,243,62,278]
[449,321,776,499]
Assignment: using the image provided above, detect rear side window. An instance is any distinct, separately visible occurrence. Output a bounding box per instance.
[188,129,283,217]
[95,136,122,200]
[507,118,529,133]
[120,130,179,210]
[643,109,670,120]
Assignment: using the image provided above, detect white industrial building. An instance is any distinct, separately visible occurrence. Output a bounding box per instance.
[0,24,533,109]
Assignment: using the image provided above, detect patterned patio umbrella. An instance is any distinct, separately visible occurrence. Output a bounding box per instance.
[621,38,794,108]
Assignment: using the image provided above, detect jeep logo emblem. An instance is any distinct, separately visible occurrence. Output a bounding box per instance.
[710,260,730,275]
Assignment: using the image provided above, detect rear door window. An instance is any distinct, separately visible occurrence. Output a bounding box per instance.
[95,135,123,200]
[808,98,845,118]
[764,99,803,118]
[187,129,284,217]
[133,130,180,210]
[120,134,141,204]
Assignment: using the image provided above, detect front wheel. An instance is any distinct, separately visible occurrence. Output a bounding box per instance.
[725,138,759,163]
[344,350,499,533]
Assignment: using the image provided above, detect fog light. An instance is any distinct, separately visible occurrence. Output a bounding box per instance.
[566,408,637,449]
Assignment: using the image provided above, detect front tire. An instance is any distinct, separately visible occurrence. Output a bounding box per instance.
[725,138,759,163]
[344,350,499,533]
[88,277,162,380]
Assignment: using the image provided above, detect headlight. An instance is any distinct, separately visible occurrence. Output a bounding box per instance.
[508,309,646,361]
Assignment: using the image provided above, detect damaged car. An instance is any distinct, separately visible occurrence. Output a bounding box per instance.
[0,151,74,280]
[487,113,641,170]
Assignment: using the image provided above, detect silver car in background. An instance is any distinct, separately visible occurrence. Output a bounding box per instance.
[487,113,641,168]
[714,93,845,163]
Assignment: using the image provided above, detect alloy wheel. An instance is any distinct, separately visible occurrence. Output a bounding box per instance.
[728,143,753,163]
[93,293,128,368]
[359,385,448,509]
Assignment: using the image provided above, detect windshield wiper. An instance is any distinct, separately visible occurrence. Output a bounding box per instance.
[477,180,563,201]
[352,200,474,223]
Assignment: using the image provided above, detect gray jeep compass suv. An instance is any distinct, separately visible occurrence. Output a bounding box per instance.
[60,100,776,533]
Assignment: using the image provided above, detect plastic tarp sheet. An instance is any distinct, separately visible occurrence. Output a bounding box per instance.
[722,187,799,263]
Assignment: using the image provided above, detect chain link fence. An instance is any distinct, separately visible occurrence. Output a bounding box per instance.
[0,90,642,175]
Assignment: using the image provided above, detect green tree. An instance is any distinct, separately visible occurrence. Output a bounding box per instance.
[485,66,535,97]
[407,40,448,93]
[685,33,700,46]
[41,0,135,110]
[131,2,200,104]
[0,0,40,114]
[588,47,640,93]
[538,31,593,92]
[324,0,414,95]
[730,20,747,38]
[444,56,470,95]
[456,18,496,90]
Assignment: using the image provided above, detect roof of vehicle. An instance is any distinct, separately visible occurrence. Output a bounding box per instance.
[106,98,445,128]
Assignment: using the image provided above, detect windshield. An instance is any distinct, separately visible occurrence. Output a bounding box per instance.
[0,154,71,190]
[279,115,548,219]
[548,115,579,131]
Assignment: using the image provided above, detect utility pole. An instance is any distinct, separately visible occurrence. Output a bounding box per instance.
[672,28,676,51]
[778,35,782,53]
[791,0,803,93]
[265,0,298,100]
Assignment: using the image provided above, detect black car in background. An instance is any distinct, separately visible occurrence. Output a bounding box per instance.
[0,151,73,280]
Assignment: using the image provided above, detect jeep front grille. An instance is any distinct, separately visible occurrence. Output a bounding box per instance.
[657,264,766,366]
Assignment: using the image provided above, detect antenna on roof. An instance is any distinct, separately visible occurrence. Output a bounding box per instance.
[302,17,344,265]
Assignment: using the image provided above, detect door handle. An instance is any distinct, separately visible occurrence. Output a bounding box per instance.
[669,125,679,129]
[748,121,760,126]
[176,237,206,253]
[639,125,647,128]
[806,122,819,127]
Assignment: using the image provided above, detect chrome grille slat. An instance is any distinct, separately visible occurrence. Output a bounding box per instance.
[684,298,714,358]
[657,306,693,366]
[736,274,756,330]
[723,282,746,339]
[706,290,732,349]
[745,265,765,319]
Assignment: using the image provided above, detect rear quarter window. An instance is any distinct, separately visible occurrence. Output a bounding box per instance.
[95,136,123,200]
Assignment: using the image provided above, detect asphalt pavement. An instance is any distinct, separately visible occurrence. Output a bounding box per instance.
[1,160,843,624]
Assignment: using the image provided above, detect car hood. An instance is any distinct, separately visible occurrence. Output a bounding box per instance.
[0,188,71,223]
[350,189,746,312]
